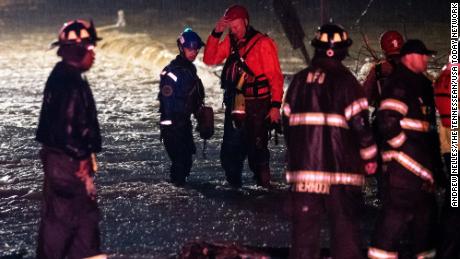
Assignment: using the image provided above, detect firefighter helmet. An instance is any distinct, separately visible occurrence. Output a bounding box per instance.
[379,30,404,56]
[52,19,102,47]
[311,23,352,51]
[223,4,249,22]
[177,28,204,51]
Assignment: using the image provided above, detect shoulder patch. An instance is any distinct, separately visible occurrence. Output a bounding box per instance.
[161,85,173,97]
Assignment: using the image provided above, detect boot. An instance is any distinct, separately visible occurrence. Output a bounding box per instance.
[226,171,242,188]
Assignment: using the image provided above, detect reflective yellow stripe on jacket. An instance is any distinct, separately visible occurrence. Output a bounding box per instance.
[382,151,434,183]
[379,98,408,115]
[368,247,398,259]
[286,171,364,186]
[344,98,369,120]
[400,118,430,132]
[287,112,349,129]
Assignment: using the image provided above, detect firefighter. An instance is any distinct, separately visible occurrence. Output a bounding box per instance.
[159,28,205,186]
[434,60,459,259]
[203,4,284,188]
[363,30,404,202]
[35,19,106,259]
[368,39,443,259]
[282,23,377,259]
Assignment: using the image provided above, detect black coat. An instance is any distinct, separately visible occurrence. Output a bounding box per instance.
[158,55,204,125]
[282,57,376,193]
[36,61,101,160]
[377,63,443,190]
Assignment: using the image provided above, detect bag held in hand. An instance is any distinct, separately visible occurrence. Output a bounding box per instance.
[196,105,214,140]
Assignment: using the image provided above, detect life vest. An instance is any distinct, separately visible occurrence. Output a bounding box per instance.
[220,30,270,103]
[434,66,451,127]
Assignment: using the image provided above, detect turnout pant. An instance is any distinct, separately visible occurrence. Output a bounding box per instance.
[220,97,271,187]
[369,187,437,259]
[161,120,196,185]
[289,186,365,259]
[36,147,103,259]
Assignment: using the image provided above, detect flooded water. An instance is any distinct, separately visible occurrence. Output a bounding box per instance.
[0,1,449,258]
[0,28,293,258]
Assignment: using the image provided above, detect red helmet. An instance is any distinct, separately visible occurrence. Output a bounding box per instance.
[52,19,102,47]
[224,5,249,22]
[379,30,404,56]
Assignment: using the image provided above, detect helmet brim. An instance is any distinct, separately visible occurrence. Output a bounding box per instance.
[49,37,102,49]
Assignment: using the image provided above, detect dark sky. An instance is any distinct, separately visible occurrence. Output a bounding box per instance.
[0,0,450,58]
[0,0,449,28]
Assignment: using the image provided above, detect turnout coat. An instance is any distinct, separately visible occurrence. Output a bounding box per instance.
[282,58,376,194]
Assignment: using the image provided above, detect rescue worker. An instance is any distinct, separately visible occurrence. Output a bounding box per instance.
[282,23,377,259]
[35,19,106,259]
[368,39,443,259]
[434,60,459,259]
[203,4,284,188]
[159,28,205,186]
[362,30,404,202]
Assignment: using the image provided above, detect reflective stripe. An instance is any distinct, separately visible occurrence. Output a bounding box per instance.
[416,250,436,259]
[286,171,364,186]
[382,151,434,183]
[83,254,108,259]
[368,247,398,259]
[361,144,378,160]
[160,120,172,125]
[380,98,408,115]
[289,113,348,129]
[282,103,291,117]
[231,110,245,114]
[80,29,90,39]
[344,98,369,120]
[160,70,167,76]
[387,132,407,148]
[67,30,78,40]
[167,72,178,82]
[400,118,430,132]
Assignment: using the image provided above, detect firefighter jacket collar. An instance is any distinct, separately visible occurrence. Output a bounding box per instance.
[398,63,427,83]
[172,54,197,74]
[395,63,433,97]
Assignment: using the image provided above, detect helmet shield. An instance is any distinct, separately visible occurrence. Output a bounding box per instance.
[311,23,352,50]
[52,19,102,47]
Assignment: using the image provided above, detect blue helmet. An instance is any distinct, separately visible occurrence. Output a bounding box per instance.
[177,28,205,51]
